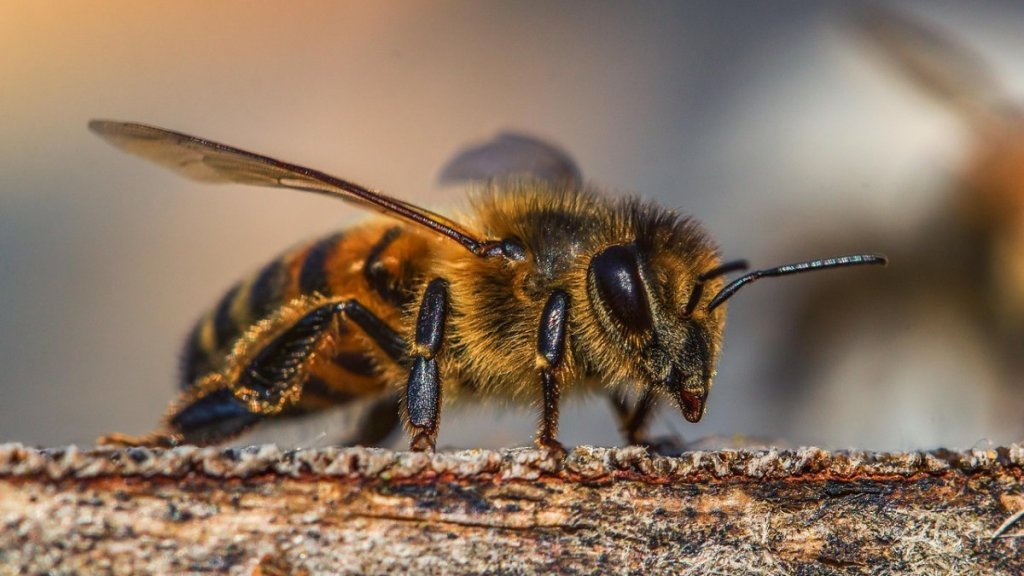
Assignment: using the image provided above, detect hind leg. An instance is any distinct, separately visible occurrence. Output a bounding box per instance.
[99,381,262,447]
[100,297,406,447]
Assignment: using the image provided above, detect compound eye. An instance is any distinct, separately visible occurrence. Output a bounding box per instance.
[589,244,653,332]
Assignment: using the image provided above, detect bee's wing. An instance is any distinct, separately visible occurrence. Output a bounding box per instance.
[439,132,582,188]
[853,5,1010,125]
[89,120,493,255]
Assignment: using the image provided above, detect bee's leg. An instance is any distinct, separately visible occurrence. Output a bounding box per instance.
[166,387,261,446]
[200,298,404,444]
[535,291,571,458]
[103,299,406,448]
[406,278,449,452]
[97,431,184,448]
[163,302,347,446]
[98,383,261,448]
[208,298,404,443]
[608,389,686,454]
[608,388,659,446]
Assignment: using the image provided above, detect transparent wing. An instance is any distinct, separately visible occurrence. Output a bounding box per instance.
[439,132,582,188]
[89,120,493,255]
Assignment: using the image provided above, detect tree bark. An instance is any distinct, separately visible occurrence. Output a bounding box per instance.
[1,442,1022,574]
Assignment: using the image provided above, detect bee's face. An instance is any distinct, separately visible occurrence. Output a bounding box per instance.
[586,242,724,423]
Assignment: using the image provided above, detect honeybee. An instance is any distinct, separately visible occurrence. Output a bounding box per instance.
[92,121,885,454]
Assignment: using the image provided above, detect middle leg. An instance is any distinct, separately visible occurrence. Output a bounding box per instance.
[405,278,450,452]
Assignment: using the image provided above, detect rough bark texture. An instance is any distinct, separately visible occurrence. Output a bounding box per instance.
[0,443,1022,575]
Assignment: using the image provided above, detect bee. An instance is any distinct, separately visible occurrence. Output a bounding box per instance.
[91,120,886,455]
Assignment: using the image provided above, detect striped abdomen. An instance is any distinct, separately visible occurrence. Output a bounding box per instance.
[179,221,430,402]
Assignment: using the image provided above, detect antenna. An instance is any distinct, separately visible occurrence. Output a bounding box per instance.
[684,260,749,316]
[707,254,888,311]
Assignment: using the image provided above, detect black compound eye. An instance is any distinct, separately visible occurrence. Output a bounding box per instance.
[589,244,653,332]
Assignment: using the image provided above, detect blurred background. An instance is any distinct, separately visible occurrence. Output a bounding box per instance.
[2,1,1022,451]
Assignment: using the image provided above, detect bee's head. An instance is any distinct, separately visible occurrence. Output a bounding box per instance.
[585,240,728,423]
[585,237,887,424]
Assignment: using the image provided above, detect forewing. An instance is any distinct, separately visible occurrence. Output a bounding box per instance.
[89,120,490,254]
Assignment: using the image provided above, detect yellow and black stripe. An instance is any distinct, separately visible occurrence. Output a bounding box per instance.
[177,222,430,398]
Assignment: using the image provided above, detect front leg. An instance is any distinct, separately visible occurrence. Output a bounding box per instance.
[406,278,449,452]
[536,290,571,457]
[608,388,660,446]
[609,389,693,454]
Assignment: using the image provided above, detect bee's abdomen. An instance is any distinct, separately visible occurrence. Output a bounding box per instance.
[178,223,428,392]
[177,254,293,390]
[248,258,289,321]
[298,232,346,296]
[179,322,212,388]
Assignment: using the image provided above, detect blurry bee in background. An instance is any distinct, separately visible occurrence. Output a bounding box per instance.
[91,120,885,454]
[769,5,1024,446]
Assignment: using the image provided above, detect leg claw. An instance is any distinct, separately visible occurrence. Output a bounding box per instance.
[97,431,182,448]
[536,436,568,460]
[410,432,436,453]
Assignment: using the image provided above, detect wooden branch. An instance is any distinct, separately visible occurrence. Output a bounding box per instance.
[1,443,1022,574]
